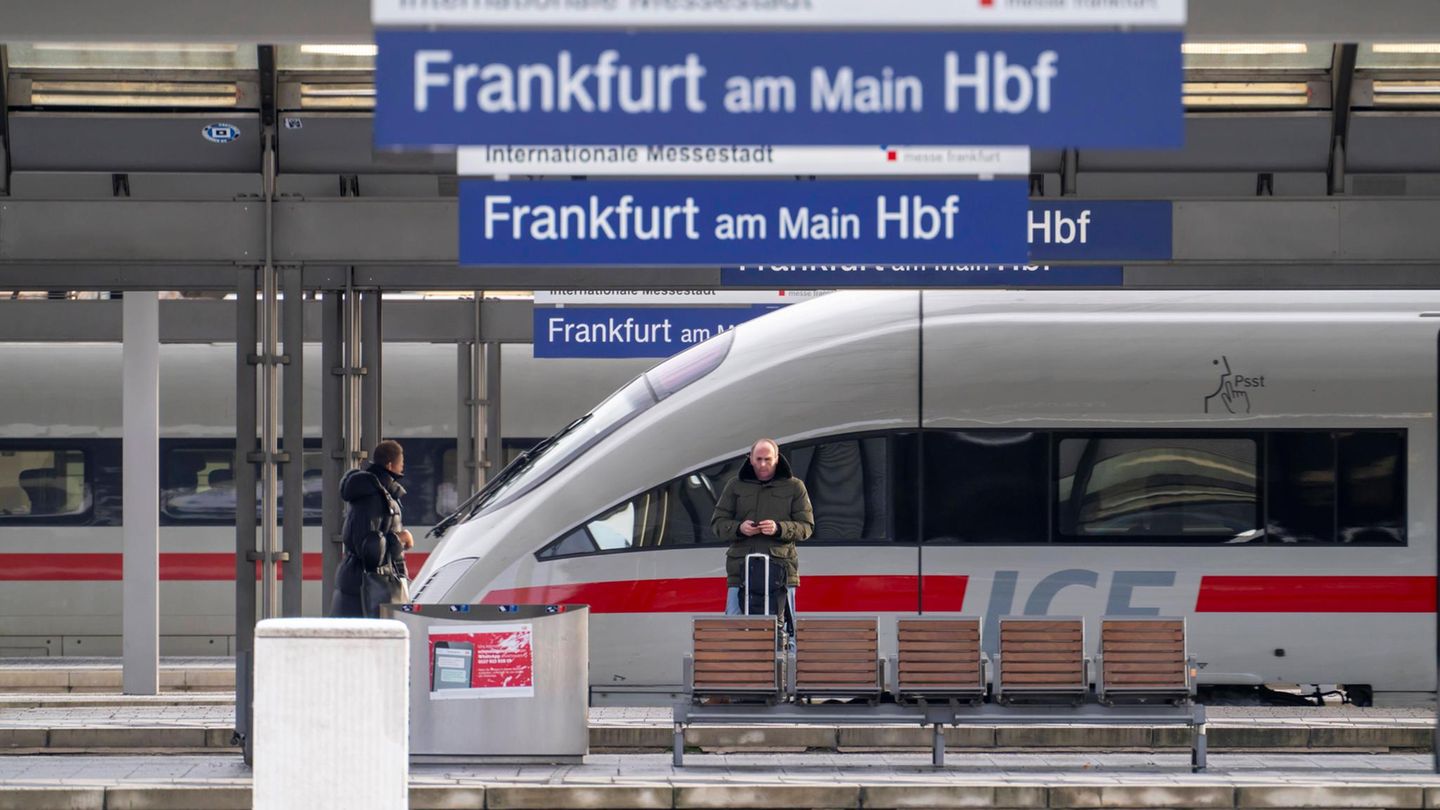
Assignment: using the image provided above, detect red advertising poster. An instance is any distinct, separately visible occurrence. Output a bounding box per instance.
[428,623,534,699]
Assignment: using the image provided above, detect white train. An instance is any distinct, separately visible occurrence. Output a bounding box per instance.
[0,340,649,657]
[413,290,1438,707]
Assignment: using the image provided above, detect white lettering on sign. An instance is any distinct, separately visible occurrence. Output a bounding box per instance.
[547,316,675,345]
[810,67,924,113]
[1028,208,1092,245]
[778,207,861,240]
[944,50,1058,114]
[482,194,702,240]
[414,49,707,114]
[876,195,962,240]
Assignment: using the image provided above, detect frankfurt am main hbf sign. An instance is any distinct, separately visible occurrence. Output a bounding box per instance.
[458,180,1028,266]
[371,2,1185,272]
[375,30,1183,148]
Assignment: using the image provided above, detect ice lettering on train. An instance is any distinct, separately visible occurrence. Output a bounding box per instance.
[980,569,1176,655]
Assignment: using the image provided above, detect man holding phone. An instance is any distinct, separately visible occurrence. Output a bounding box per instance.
[711,438,814,630]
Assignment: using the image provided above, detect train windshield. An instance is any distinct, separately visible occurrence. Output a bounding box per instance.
[449,329,735,526]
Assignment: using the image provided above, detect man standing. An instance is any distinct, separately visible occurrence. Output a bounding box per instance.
[711,438,814,627]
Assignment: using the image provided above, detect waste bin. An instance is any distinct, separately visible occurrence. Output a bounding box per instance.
[388,603,589,764]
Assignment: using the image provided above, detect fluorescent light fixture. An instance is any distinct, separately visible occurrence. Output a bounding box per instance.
[1182,80,1310,107]
[1183,82,1310,94]
[29,42,240,53]
[1372,43,1440,54]
[299,82,376,109]
[300,44,378,57]
[1182,43,1308,55]
[30,79,239,108]
[1373,79,1440,106]
[1184,94,1310,107]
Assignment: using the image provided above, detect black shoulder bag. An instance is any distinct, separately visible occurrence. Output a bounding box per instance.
[359,479,410,618]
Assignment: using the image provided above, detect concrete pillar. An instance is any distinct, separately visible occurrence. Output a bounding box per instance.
[122,291,159,695]
[254,619,409,810]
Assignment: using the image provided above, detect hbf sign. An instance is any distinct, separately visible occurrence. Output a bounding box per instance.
[376,30,1183,149]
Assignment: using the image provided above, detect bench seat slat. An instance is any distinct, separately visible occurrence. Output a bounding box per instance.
[1003,642,1082,653]
[899,630,980,642]
[1105,641,1184,652]
[1104,620,1184,631]
[797,619,876,630]
[695,661,777,673]
[695,618,775,629]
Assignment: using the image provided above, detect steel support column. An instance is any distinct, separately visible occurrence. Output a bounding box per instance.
[281,265,304,617]
[455,343,475,501]
[321,290,345,607]
[234,265,259,764]
[360,292,382,454]
[121,291,159,695]
[485,340,502,483]
[257,130,281,622]
[1328,44,1359,196]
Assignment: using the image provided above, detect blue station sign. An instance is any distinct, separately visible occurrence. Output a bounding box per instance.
[534,306,772,358]
[377,30,1183,149]
[459,180,1029,266]
[720,264,1123,287]
[718,200,1170,286]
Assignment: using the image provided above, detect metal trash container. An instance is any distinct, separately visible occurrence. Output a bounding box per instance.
[388,603,589,764]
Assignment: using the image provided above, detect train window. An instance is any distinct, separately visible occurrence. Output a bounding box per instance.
[537,436,890,560]
[1337,431,1405,545]
[788,437,890,542]
[1267,432,1336,543]
[437,441,540,517]
[0,448,87,517]
[1266,431,1406,545]
[1057,436,1260,543]
[923,431,1047,544]
[162,448,237,520]
[161,445,325,523]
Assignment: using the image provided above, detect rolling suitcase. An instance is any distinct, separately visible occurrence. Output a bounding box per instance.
[742,552,792,638]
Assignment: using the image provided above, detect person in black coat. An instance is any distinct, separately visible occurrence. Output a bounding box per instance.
[329,440,413,618]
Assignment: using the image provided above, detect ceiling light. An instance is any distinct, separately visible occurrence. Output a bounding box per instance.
[300,44,378,57]
[1182,81,1310,108]
[29,79,239,108]
[1182,43,1308,55]
[1372,79,1440,106]
[30,42,239,53]
[299,82,376,109]
[1372,43,1440,54]
[1184,94,1310,107]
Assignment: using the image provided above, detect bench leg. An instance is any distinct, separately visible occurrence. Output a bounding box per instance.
[1192,722,1207,772]
[932,723,945,767]
[674,723,685,768]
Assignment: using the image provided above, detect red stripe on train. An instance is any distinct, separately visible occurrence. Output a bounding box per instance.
[0,552,430,582]
[1195,576,1437,613]
[481,575,967,614]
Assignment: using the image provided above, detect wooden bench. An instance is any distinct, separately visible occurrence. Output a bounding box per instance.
[893,617,986,703]
[1096,617,1195,705]
[793,618,883,701]
[685,616,782,702]
[993,616,1087,705]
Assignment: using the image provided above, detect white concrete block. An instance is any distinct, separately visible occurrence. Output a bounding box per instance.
[254,619,409,810]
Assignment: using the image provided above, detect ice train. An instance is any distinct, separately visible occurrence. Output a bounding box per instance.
[413,290,1438,706]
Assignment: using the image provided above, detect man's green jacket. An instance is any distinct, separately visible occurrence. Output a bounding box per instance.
[711,453,814,587]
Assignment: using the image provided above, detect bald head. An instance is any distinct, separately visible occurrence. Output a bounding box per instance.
[749,438,779,481]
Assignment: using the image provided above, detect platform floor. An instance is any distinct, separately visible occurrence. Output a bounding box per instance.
[2,751,1440,809]
[0,702,1433,755]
